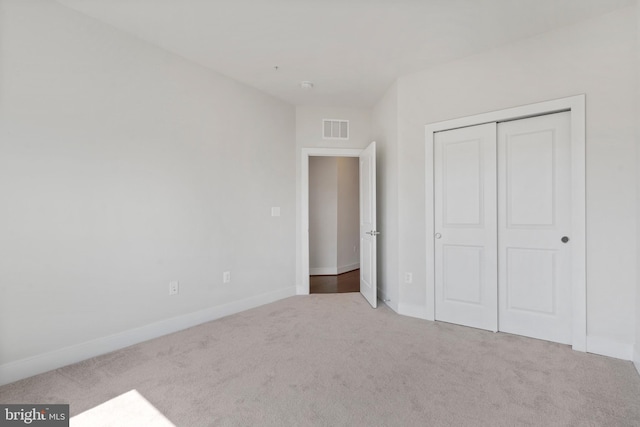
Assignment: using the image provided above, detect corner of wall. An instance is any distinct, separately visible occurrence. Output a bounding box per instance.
[371,81,401,315]
[378,286,398,313]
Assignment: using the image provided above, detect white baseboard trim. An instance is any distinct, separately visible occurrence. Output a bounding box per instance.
[634,346,640,377]
[309,267,337,275]
[586,336,634,360]
[398,303,428,320]
[337,263,359,275]
[0,286,296,387]
[309,263,359,276]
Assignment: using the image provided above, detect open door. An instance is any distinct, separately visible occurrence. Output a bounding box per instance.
[359,141,377,308]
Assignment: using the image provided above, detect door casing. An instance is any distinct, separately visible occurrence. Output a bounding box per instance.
[425,95,586,352]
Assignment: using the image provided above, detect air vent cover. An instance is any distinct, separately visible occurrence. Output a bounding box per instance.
[322,119,349,140]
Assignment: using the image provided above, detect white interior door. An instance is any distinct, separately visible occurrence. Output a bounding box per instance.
[359,141,377,308]
[434,123,498,331]
[497,112,572,344]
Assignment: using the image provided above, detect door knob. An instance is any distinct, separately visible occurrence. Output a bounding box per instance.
[561,236,570,243]
[435,233,442,239]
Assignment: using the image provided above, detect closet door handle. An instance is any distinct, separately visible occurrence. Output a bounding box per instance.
[561,236,570,243]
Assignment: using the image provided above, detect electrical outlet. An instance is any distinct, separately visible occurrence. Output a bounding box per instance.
[223,271,231,283]
[169,280,179,295]
[404,273,413,284]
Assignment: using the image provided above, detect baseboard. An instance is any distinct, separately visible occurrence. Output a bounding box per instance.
[309,263,359,276]
[398,303,428,320]
[634,346,640,377]
[0,286,296,387]
[309,267,337,275]
[337,263,359,275]
[586,336,634,360]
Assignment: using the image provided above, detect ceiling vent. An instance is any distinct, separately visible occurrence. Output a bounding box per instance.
[322,119,349,140]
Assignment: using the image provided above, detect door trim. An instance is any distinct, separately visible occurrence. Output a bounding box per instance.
[299,148,363,295]
[425,95,586,352]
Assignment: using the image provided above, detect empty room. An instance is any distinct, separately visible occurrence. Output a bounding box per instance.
[1,0,640,425]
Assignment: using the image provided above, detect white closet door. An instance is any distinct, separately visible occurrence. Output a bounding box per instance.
[497,112,572,344]
[434,123,498,331]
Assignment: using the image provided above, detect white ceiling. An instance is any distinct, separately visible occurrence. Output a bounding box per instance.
[57,0,634,108]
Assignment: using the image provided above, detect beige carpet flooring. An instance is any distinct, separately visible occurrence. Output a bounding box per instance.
[1,294,640,426]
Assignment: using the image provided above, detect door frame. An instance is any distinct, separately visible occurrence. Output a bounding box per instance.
[299,147,363,295]
[425,95,586,352]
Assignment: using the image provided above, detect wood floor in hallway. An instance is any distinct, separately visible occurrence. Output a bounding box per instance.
[310,269,359,294]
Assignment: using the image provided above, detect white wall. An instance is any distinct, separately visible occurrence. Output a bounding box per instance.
[0,0,296,384]
[296,107,371,289]
[309,157,338,273]
[336,157,359,272]
[392,6,638,357]
[372,83,399,312]
[635,0,640,373]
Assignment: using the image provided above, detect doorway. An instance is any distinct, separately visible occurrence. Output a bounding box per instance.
[308,156,360,294]
[299,143,378,308]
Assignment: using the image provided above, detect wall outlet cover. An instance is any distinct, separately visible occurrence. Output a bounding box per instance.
[169,281,179,295]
